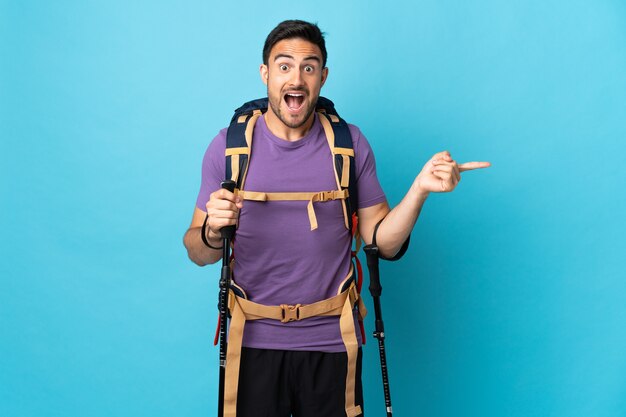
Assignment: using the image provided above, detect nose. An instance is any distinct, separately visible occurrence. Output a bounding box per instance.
[289,68,305,87]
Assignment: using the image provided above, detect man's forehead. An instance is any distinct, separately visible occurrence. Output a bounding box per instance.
[269,38,323,61]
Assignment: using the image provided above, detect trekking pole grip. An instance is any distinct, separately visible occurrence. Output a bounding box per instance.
[364,244,382,297]
[220,180,237,240]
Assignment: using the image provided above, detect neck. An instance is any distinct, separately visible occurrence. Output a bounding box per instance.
[264,108,316,142]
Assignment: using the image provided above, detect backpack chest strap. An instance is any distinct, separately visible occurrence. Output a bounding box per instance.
[236,189,349,231]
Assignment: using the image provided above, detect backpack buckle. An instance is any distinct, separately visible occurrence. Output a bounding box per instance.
[316,191,329,201]
[317,191,338,202]
[280,304,302,322]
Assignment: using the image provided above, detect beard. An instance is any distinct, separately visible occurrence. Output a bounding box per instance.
[267,86,318,129]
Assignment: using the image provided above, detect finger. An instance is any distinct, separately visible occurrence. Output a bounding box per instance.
[211,188,241,204]
[432,170,453,181]
[207,199,241,213]
[209,218,237,231]
[434,169,460,187]
[207,210,240,225]
[432,163,455,176]
[431,150,451,161]
[433,159,460,180]
[432,159,456,167]
[210,188,243,207]
[458,161,491,172]
[208,217,238,235]
[210,208,240,219]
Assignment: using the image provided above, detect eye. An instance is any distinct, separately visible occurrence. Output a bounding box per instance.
[304,65,314,73]
[279,64,289,71]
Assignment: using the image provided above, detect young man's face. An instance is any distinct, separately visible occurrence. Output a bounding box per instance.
[260,38,328,130]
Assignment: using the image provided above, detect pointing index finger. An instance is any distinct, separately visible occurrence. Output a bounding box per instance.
[458,161,491,172]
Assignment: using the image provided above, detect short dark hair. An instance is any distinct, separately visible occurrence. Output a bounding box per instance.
[262,20,327,68]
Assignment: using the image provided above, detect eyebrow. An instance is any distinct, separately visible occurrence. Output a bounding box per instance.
[274,54,321,63]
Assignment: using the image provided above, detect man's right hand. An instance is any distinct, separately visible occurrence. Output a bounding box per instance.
[205,188,243,240]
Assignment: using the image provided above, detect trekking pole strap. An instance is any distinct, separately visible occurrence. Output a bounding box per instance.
[370,217,411,261]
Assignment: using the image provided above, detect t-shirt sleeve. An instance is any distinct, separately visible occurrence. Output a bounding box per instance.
[349,124,387,209]
[195,128,228,212]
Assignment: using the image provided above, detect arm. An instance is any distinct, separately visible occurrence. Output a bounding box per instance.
[183,129,240,266]
[183,189,242,266]
[358,151,490,258]
[358,191,428,259]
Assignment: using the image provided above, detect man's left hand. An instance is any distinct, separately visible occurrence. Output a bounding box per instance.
[413,150,491,195]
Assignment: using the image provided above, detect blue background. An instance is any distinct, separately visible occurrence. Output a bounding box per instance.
[2,1,625,416]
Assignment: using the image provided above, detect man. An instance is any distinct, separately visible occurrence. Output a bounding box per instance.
[184,20,490,417]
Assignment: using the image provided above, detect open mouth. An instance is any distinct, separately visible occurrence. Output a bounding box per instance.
[284,92,305,112]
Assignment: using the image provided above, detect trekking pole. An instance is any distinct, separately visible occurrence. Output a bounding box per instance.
[364,244,393,417]
[217,180,236,417]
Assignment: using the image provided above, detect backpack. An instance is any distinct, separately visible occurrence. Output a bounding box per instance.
[224,96,359,236]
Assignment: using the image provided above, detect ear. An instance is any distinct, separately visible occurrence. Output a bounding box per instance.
[320,67,329,88]
[260,64,268,86]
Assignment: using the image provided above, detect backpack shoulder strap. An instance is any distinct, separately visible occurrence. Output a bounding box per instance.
[225,98,267,189]
[316,97,358,234]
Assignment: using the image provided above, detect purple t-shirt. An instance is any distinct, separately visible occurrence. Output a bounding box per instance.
[196,113,386,352]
